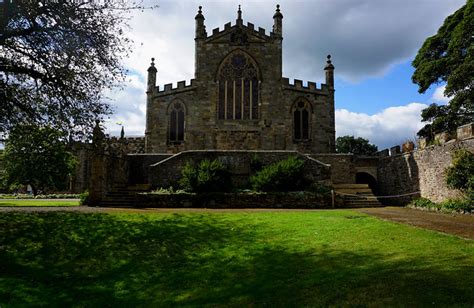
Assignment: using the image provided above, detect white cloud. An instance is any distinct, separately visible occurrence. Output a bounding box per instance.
[103,72,147,137]
[102,0,462,137]
[431,85,452,104]
[336,102,428,150]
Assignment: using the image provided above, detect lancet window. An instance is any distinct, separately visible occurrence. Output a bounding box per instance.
[217,51,259,120]
[293,100,311,141]
[168,101,185,143]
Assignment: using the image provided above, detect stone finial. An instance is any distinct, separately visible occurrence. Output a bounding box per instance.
[325,54,334,70]
[272,4,283,37]
[195,5,206,39]
[324,54,334,89]
[273,4,283,18]
[237,4,242,25]
[147,57,157,73]
[195,5,204,19]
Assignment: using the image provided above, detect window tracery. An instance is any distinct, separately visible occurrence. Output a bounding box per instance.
[293,100,311,141]
[217,51,259,120]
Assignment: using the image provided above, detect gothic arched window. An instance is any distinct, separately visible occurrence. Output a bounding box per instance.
[293,100,311,141]
[217,51,259,120]
[168,101,185,143]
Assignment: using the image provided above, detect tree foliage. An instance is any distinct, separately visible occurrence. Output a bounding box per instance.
[335,136,378,155]
[412,0,474,139]
[250,156,308,192]
[0,1,152,138]
[445,149,474,201]
[179,159,232,193]
[4,124,77,195]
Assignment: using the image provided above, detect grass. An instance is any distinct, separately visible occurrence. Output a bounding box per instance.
[0,199,80,207]
[0,210,472,306]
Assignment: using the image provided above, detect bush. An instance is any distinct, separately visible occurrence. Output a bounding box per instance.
[446,149,474,201]
[179,159,231,193]
[250,156,308,192]
[440,199,473,212]
[409,197,472,213]
[409,197,439,210]
[79,191,89,205]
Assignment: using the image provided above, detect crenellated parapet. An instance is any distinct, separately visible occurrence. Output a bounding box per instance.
[107,136,146,154]
[377,122,474,157]
[153,79,197,97]
[206,21,273,43]
[282,77,327,94]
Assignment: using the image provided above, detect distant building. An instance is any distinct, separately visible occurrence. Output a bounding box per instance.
[145,5,336,154]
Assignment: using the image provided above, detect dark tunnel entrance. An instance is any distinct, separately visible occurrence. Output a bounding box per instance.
[355,172,377,193]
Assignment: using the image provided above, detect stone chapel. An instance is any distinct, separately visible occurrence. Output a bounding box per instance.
[144,5,336,154]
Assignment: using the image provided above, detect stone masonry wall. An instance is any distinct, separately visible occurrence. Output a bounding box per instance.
[378,136,474,205]
[148,150,331,189]
[145,10,335,154]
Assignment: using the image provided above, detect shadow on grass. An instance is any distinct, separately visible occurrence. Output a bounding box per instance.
[0,212,472,306]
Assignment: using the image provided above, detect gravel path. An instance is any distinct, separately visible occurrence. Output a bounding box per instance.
[358,207,473,239]
[1,206,471,239]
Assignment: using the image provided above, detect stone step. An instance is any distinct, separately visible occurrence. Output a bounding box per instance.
[334,184,370,189]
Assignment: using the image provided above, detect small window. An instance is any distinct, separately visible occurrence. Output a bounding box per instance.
[293,100,311,141]
[168,102,185,143]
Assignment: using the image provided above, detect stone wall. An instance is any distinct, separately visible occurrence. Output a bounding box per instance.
[136,191,331,209]
[145,8,335,154]
[310,154,379,186]
[148,150,331,189]
[378,125,474,205]
[108,137,145,154]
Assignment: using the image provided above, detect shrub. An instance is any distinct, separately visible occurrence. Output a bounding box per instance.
[179,159,231,193]
[79,191,89,205]
[439,199,473,213]
[250,156,307,192]
[446,149,474,201]
[409,197,439,210]
[409,197,472,213]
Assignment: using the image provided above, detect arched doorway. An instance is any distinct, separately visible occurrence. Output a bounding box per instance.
[355,172,377,193]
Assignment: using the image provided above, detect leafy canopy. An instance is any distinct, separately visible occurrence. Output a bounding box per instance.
[412,0,474,139]
[335,136,378,155]
[445,149,474,201]
[0,1,153,138]
[4,124,77,195]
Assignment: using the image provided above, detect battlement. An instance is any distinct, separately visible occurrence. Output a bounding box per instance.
[282,77,326,93]
[108,136,145,143]
[154,79,196,96]
[207,21,271,41]
[378,122,474,157]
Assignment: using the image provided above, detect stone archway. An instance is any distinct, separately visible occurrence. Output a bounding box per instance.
[356,172,377,193]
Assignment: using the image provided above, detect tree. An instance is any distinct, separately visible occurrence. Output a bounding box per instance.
[0,1,154,138]
[4,124,77,195]
[336,136,378,155]
[446,149,474,201]
[412,0,474,139]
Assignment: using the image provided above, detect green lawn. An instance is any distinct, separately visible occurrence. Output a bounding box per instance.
[0,210,472,306]
[0,199,79,207]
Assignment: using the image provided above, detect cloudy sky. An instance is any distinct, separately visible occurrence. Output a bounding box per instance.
[104,0,464,150]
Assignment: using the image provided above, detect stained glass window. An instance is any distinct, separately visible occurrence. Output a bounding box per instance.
[217,51,259,120]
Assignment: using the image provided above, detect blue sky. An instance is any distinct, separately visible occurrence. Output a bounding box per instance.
[101,0,463,149]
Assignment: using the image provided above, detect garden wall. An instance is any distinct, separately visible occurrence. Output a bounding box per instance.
[378,124,473,205]
[148,150,331,188]
[135,192,331,209]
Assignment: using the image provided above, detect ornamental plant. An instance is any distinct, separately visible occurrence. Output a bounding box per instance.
[250,156,308,192]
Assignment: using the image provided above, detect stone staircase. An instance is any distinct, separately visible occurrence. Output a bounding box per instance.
[334,184,384,208]
[99,184,151,207]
